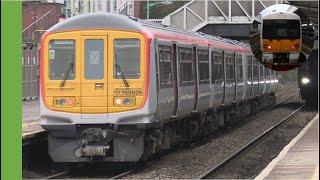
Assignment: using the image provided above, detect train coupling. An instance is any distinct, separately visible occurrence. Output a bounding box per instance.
[74,145,110,157]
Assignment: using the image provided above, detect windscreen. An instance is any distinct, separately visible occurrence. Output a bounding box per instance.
[48,40,75,80]
[263,20,300,40]
[114,39,140,79]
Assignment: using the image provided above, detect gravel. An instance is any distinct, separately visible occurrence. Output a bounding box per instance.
[211,106,318,179]
[122,91,310,179]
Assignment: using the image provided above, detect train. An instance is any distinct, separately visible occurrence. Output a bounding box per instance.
[260,11,302,65]
[298,49,318,107]
[40,13,279,162]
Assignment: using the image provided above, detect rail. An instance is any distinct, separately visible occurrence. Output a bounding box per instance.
[198,93,305,179]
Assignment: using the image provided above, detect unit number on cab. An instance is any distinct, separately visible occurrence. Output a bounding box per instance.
[114,88,143,96]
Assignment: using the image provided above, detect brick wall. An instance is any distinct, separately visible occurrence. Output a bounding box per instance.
[22,2,63,41]
[134,1,141,19]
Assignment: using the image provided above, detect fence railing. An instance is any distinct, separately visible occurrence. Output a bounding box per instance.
[22,46,40,101]
[116,1,134,17]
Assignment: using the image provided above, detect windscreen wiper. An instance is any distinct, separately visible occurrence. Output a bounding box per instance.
[115,64,129,87]
[60,61,74,87]
[114,53,129,87]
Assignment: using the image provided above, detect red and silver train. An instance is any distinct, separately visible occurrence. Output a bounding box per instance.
[40,13,278,162]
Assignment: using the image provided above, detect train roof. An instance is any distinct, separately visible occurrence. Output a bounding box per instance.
[262,11,300,20]
[259,4,298,17]
[47,12,251,52]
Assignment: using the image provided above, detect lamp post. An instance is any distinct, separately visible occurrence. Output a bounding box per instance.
[65,0,69,17]
[147,0,172,19]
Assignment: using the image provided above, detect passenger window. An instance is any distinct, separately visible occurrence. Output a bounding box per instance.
[159,45,173,88]
[260,65,264,79]
[114,39,140,79]
[85,39,104,80]
[225,53,234,81]
[211,51,223,84]
[49,40,75,80]
[253,60,259,80]
[236,54,243,82]
[247,55,252,82]
[265,68,270,79]
[198,49,209,84]
[179,48,193,86]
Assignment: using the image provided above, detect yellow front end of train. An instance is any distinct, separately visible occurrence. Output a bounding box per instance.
[42,30,147,114]
[260,11,301,65]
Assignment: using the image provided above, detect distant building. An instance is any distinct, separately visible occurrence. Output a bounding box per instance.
[22,0,63,41]
[66,0,140,18]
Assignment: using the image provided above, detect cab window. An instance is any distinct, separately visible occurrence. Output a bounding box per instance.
[114,39,140,79]
[48,40,75,80]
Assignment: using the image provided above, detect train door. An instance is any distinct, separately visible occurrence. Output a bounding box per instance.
[235,53,243,102]
[252,58,259,97]
[247,55,253,98]
[172,44,178,117]
[223,51,235,105]
[258,64,265,95]
[155,41,175,120]
[80,34,108,118]
[193,46,199,112]
[210,49,224,108]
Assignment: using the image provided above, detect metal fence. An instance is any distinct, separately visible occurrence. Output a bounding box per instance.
[22,47,40,101]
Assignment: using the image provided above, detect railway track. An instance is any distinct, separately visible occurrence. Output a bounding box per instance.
[275,82,297,97]
[41,90,299,180]
[107,91,299,179]
[43,171,69,179]
[197,102,306,179]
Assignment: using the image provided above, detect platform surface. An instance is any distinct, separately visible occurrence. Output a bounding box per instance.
[255,114,319,180]
[22,100,44,140]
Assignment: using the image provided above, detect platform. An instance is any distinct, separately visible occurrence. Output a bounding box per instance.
[255,114,319,180]
[22,100,45,142]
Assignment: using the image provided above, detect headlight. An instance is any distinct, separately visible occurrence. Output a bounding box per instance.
[54,97,75,107]
[292,44,300,50]
[302,77,310,84]
[114,97,135,106]
[263,44,272,50]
